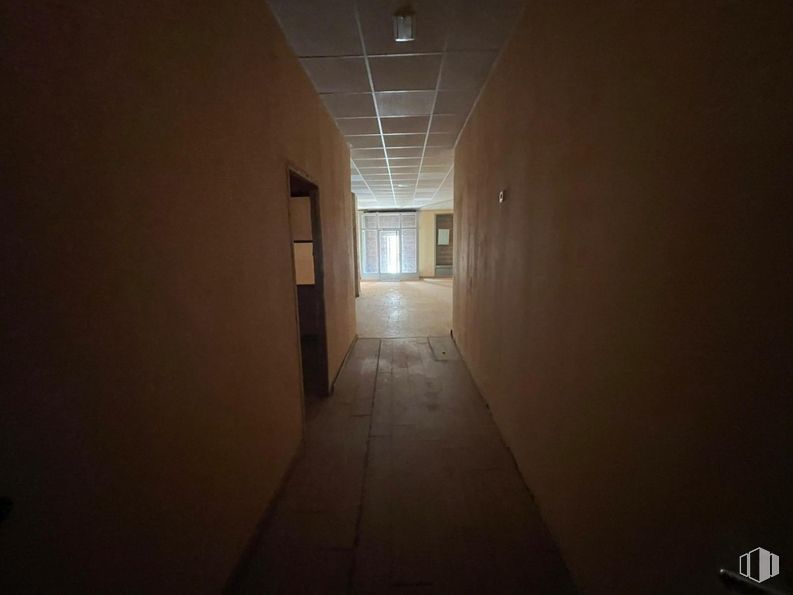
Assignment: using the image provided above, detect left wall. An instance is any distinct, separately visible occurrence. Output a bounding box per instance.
[1,1,356,592]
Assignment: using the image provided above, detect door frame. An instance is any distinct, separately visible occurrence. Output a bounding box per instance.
[359,210,420,282]
[286,166,330,403]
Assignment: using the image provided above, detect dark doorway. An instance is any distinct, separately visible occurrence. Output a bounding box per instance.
[435,213,453,277]
[288,171,329,402]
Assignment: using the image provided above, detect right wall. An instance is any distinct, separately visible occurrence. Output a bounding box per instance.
[454,2,793,593]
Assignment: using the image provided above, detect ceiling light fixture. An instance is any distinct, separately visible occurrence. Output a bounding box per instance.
[393,7,416,42]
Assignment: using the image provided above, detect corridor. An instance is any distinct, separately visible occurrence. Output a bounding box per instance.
[5,0,792,592]
[231,337,575,594]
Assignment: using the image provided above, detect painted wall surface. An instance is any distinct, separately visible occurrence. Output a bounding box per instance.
[454,2,793,594]
[1,1,355,593]
[418,209,453,277]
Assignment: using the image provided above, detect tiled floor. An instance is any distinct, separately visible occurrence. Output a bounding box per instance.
[356,279,452,338]
[232,338,576,594]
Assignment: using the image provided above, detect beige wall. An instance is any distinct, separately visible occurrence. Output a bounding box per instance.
[418,209,453,277]
[454,2,793,594]
[1,1,355,592]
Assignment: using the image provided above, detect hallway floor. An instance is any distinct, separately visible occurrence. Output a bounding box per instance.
[233,338,576,594]
[356,280,452,339]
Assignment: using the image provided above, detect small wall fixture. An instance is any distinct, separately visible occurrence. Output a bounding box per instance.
[393,8,416,42]
[498,190,506,204]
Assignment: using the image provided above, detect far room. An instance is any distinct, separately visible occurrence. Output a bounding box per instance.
[355,202,453,338]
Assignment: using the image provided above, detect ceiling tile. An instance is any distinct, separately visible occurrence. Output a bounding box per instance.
[439,51,497,90]
[446,0,526,51]
[388,165,420,173]
[300,57,369,93]
[424,147,453,157]
[418,171,448,180]
[427,132,456,147]
[384,134,425,148]
[429,114,464,134]
[434,89,478,114]
[337,117,380,135]
[370,55,442,91]
[388,147,423,158]
[354,158,387,167]
[352,147,386,159]
[384,157,422,166]
[266,0,361,56]
[356,165,389,173]
[346,135,383,148]
[381,116,429,134]
[420,164,451,173]
[322,93,376,117]
[376,91,435,116]
[422,154,453,166]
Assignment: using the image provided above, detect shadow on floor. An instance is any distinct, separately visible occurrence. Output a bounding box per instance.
[229,337,577,594]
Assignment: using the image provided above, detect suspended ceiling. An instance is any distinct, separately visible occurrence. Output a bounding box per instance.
[266,0,525,210]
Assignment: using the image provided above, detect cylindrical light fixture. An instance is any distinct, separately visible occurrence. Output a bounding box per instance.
[393,7,415,42]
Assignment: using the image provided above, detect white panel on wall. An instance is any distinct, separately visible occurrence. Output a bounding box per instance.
[401,228,417,273]
[360,210,419,280]
[363,230,379,274]
[400,212,417,228]
[378,212,401,229]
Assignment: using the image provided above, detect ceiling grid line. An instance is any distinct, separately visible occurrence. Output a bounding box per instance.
[426,164,454,205]
[411,34,449,205]
[352,0,397,206]
[349,159,378,204]
[267,0,526,209]
[450,0,531,152]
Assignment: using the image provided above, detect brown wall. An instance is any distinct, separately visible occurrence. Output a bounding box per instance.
[1,1,355,592]
[454,2,793,593]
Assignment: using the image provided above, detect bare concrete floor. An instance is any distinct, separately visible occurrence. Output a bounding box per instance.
[231,338,576,594]
[356,279,452,338]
